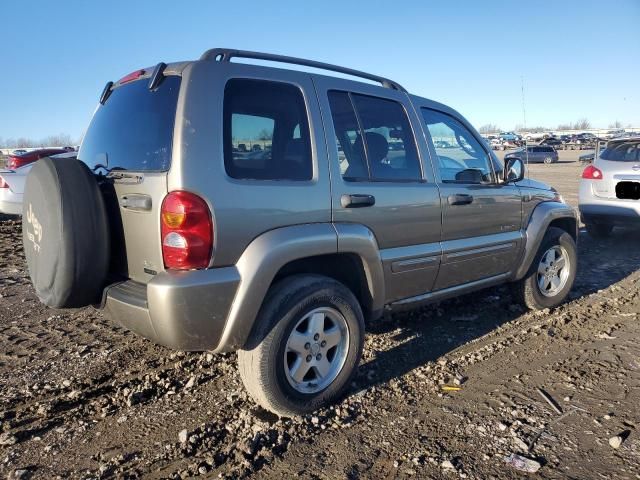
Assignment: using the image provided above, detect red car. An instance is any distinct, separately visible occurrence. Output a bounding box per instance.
[6,148,73,170]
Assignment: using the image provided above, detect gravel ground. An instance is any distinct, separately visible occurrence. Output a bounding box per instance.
[2,152,640,479]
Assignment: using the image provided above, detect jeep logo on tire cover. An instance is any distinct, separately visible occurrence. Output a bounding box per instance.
[25,203,43,253]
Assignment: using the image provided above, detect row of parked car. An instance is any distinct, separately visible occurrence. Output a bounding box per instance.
[483,131,640,152]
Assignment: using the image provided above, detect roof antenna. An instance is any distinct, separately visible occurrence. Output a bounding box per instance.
[521,75,530,175]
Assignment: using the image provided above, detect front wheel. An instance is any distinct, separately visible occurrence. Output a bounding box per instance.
[238,275,365,417]
[511,227,577,310]
[544,156,553,164]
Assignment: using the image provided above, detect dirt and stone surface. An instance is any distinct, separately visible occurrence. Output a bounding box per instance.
[1,152,640,479]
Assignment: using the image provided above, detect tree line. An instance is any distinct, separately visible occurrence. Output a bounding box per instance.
[0,133,80,148]
[478,119,633,134]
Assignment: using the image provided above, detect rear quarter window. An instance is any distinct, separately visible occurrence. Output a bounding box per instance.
[223,78,312,181]
[79,76,181,172]
[600,141,640,162]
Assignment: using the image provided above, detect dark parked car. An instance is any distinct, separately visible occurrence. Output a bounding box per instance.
[7,148,72,170]
[506,145,559,164]
[539,137,563,147]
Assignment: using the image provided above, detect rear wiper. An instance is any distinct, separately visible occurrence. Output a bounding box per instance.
[148,62,167,90]
[99,81,114,105]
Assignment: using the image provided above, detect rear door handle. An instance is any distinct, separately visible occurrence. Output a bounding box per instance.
[341,194,376,208]
[448,194,473,206]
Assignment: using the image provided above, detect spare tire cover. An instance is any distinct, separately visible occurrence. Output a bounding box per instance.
[22,157,109,308]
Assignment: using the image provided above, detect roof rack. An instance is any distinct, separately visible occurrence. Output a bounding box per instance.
[199,48,407,92]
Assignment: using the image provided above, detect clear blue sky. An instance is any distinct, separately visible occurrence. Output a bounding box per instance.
[1,0,639,142]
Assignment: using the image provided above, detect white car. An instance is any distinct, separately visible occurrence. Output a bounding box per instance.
[0,164,31,215]
[578,137,640,237]
[0,152,77,215]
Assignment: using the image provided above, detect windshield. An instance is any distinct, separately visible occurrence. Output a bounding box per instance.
[79,76,181,172]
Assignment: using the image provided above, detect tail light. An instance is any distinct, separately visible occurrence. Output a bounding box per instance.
[6,156,18,170]
[582,165,603,180]
[161,191,213,270]
[118,69,145,84]
[0,177,8,189]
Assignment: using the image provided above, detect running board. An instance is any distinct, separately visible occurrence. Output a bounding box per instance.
[388,272,512,312]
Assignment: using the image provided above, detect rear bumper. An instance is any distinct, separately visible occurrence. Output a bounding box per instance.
[0,192,23,215]
[103,267,240,351]
[579,181,640,225]
[579,204,640,225]
[0,200,22,215]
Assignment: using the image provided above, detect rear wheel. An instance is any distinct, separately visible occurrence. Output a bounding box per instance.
[585,223,613,238]
[238,275,364,417]
[511,227,577,310]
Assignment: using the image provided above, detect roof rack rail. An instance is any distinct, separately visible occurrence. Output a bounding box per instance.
[199,48,407,92]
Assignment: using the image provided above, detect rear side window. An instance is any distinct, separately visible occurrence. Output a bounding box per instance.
[327,91,421,182]
[79,76,180,171]
[600,141,640,162]
[223,79,312,181]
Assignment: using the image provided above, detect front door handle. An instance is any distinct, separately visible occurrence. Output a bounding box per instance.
[341,194,376,208]
[448,194,474,206]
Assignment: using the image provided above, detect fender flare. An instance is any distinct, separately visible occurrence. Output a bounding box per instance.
[513,201,578,280]
[214,223,385,352]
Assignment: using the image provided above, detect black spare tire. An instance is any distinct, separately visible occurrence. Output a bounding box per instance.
[22,157,109,308]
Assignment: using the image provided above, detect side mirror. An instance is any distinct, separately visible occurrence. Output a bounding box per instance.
[504,157,525,183]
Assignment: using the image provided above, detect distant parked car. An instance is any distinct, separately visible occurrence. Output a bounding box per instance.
[0,152,77,215]
[525,132,548,141]
[6,148,70,170]
[578,152,595,164]
[505,145,559,164]
[11,149,27,156]
[434,140,453,149]
[499,131,519,142]
[488,138,505,150]
[604,129,625,139]
[539,137,563,147]
[579,137,640,237]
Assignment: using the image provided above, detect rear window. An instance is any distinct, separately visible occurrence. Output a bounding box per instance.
[79,76,181,172]
[600,141,640,162]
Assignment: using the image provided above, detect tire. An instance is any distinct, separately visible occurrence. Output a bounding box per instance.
[544,156,552,164]
[238,274,365,417]
[22,156,109,308]
[511,227,577,310]
[585,223,613,238]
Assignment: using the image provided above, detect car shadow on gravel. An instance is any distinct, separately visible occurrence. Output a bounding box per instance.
[351,227,640,396]
[352,286,523,394]
[0,213,20,222]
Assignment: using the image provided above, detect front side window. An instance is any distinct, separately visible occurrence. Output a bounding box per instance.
[328,91,421,182]
[421,108,494,184]
[223,79,312,181]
